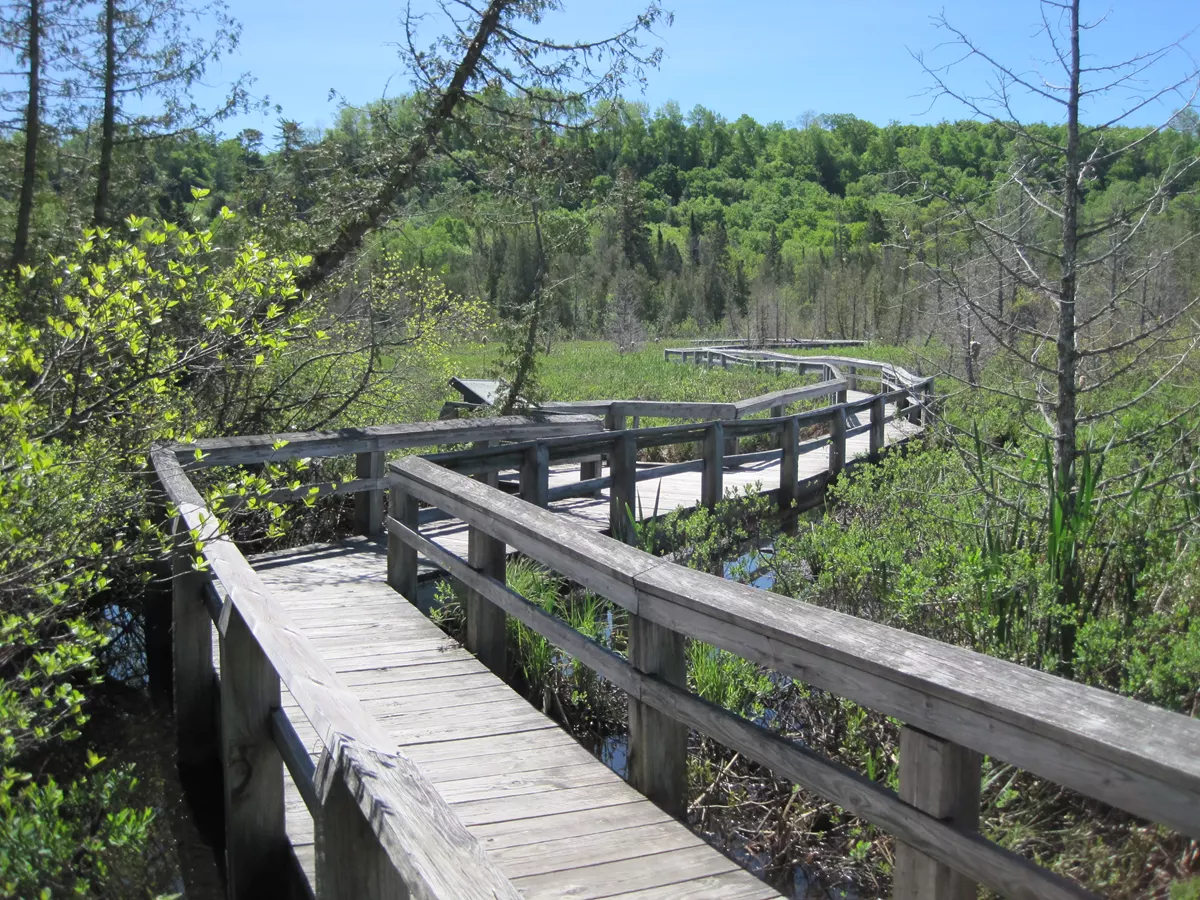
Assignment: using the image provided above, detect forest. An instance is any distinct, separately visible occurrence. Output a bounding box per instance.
[1,0,1199,897]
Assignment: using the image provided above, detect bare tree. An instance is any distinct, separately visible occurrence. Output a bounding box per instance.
[911,0,1200,671]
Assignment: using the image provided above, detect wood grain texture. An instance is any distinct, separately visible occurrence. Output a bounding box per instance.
[252,538,781,899]
[894,727,981,900]
[177,414,601,468]
[627,614,688,818]
[220,604,288,897]
[466,524,506,676]
[354,451,385,536]
[172,542,216,770]
[152,450,521,900]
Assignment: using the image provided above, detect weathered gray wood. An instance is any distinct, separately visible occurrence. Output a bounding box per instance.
[702,422,724,509]
[390,457,657,611]
[623,638,1093,900]
[609,431,637,544]
[271,708,318,814]
[869,395,886,462]
[779,416,800,511]
[315,749,409,900]
[829,406,847,477]
[633,563,1200,839]
[177,414,601,469]
[379,513,1087,900]
[466,523,507,676]
[734,379,846,415]
[579,457,603,498]
[152,450,522,900]
[387,480,419,602]
[627,615,688,819]
[354,450,386,535]
[315,736,524,900]
[173,540,216,770]
[520,443,550,508]
[220,604,288,897]
[894,727,982,900]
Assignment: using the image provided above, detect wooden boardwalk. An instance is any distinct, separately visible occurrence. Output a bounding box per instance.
[253,541,781,898]
[159,366,1200,900]
[233,397,915,896]
[417,392,918,568]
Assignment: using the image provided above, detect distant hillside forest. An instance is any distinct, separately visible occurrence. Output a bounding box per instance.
[9,99,1200,348]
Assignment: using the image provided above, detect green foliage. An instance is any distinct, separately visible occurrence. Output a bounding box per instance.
[0,763,156,898]
[0,214,482,893]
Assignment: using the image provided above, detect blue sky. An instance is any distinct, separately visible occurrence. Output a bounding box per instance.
[202,0,1200,141]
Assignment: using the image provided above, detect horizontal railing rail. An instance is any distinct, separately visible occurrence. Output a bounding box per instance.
[386,454,1200,900]
[151,447,522,900]
[175,414,601,537]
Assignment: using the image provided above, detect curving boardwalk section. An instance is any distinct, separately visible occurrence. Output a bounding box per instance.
[168,356,1106,900]
[255,540,781,898]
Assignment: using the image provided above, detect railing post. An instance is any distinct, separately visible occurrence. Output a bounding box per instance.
[466,524,507,676]
[724,412,739,458]
[173,533,217,773]
[315,746,406,899]
[908,384,925,425]
[829,407,847,478]
[869,395,886,462]
[609,432,637,544]
[779,416,799,512]
[774,360,781,376]
[703,422,725,509]
[219,606,287,898]
[627,615,687,819]
[847,365,858,392]
[894,727,981,900]
[353,450,385,536]
[386,476,418,602]
[520,443,550,508]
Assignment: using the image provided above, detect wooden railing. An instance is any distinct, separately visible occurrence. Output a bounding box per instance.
[663,345,933,410]
[150,383,929,896]
[385,454,1200,900]
[176,413,600,535]
[683,337,867,349]
[424,387,919,529]
[152,415,610,899]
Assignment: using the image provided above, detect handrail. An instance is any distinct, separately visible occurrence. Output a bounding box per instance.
[664,345,929,392]
[386,455,1200,900]
[151,447,522,899]
[175,413,602,469]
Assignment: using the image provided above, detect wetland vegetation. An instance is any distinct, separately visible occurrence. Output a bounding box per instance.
[2,0,1199,895]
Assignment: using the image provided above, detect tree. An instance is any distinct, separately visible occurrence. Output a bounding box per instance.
[297,0,669,296]
[4,0,43,270]
[913,0,1200,673]
[59,0,253,225]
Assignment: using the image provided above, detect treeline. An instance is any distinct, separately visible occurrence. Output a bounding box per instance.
[7,93,1199,349]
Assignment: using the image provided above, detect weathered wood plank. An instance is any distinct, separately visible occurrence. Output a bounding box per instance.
[702,422,724,509]
[894,727,982,900]
[353,450,385,535]
[633,564,1200,839]
[151,450,522,900]
[387,481,419,601]
[466,523,506,676]
[220,604,288,897]
[177,414,601,468]
[511,844,740,900]
[627,614,688,819]
[172,542,217,771]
